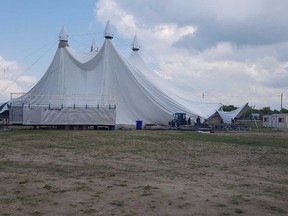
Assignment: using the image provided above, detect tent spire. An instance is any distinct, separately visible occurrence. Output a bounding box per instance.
[58,25,69,48]
[131,35,140,51]
[104,20,113,39]
[91,38,99,52]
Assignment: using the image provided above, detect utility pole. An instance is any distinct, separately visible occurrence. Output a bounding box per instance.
[280,92,283,112]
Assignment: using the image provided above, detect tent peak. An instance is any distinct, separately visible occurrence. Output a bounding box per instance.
[104,20,113,39]
[131,35,140,51]
[58,25,69,48]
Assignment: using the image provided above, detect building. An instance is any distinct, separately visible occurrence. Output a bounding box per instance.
[263,114,288,129]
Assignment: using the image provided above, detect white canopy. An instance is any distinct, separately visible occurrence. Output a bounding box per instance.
[217,103,250,123]
[0,102,9,115]
[11,21,221,125]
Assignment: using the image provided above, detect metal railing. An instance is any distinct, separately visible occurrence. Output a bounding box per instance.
[10,93,116,108]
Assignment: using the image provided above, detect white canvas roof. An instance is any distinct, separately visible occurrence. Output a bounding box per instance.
[128,44,222,120]
[11,21,222,125]
[0,102,9,114]
[217,103,250,123]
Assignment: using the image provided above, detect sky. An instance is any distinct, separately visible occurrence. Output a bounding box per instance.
[1,0,288,110]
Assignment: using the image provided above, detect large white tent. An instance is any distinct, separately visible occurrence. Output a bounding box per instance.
[128,36,222,120]
[10,21,222,125]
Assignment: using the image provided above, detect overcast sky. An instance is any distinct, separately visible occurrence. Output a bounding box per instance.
[1,0,288,110]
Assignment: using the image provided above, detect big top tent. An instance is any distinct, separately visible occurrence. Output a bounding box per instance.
[9,21,222,126]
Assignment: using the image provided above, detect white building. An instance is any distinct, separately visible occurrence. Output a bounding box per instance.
[263,114,288,129]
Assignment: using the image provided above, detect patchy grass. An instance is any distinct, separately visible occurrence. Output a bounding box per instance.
[43,184,52,190]
[110,200,125,207]
[83,208,97,214]
[0,128,287,215]
[181,131,288,148]
[270,206,287,214]
[235,208,244,214]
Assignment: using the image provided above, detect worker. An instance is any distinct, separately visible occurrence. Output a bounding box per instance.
[188,117,191,125]
[196,116,201,125]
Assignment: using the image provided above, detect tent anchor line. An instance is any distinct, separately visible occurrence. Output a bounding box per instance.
[0,41,57,97]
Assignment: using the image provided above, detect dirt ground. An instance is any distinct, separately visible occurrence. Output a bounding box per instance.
[0,129,287,216]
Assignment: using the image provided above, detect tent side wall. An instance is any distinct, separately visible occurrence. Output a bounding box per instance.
[9,106,23,124]
[9,104,116,127]
[206,115,222,124]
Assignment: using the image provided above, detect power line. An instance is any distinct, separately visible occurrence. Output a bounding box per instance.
[0,41,57,96]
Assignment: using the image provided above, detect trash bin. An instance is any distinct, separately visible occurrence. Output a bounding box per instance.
[136,120,142,130]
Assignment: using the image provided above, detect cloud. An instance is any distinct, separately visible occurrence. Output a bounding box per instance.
[94,0,288,109]
[95,0,196,52]
[0,57,20,77]
[0,56,37,102]
[127,0,288,49]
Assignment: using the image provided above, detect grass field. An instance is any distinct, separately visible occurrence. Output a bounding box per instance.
[0,128,287,215]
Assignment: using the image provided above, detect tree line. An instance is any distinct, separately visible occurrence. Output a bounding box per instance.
[222,105,288,119]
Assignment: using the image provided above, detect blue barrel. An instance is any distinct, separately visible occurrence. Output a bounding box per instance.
[136,120,142,130]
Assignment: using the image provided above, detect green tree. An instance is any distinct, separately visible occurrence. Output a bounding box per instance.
[273,109,280,114]
[260,107,273,115]
[280,108,288,113]
[222,105,237,112]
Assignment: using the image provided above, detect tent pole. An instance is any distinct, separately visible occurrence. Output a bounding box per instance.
[252,105,258,129]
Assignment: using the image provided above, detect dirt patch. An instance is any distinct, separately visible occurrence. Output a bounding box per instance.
[0,129,287,215]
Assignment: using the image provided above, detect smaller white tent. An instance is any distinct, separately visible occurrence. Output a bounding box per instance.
[0,102,9,115]
[217,103,250,123]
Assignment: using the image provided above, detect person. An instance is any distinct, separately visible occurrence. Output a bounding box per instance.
[188,117,191,125]
[196,116,201,125]
[4,117,9,128]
